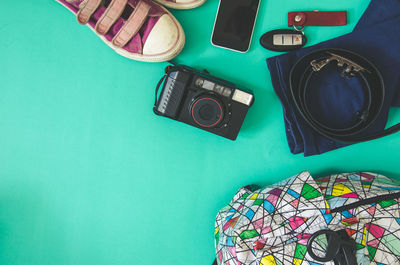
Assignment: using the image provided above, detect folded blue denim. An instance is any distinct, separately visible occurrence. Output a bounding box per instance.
[267,0,400,156]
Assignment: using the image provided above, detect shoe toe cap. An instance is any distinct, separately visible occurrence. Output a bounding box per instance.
[142,14,182,56]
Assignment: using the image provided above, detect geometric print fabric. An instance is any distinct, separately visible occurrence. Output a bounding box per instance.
[215,171,400,265]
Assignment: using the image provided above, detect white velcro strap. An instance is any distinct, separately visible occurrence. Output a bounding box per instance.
[112,1,151,47]
[95,0,128,35]
[77,0,102,25]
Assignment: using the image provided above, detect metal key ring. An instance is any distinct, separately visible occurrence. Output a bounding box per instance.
[293,25,304,32]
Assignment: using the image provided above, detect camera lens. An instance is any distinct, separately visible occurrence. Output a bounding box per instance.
[191,96,224,128]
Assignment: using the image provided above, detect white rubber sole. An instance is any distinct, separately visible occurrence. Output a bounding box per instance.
[153,0,206,10]
[56,0,185,62]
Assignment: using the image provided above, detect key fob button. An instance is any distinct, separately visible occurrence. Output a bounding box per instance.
[260,29,307,52]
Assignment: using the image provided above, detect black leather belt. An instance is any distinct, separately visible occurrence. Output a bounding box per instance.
[289,48,400,143]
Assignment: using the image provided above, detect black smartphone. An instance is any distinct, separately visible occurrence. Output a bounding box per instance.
[211,0,261,53]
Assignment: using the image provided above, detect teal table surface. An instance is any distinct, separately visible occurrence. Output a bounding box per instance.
[0,0,399,264]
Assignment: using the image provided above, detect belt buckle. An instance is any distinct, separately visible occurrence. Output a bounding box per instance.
[310,52,371,78]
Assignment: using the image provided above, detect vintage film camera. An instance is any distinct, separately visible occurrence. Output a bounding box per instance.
[153,65,254,140]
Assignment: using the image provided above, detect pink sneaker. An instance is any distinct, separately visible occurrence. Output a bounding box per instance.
[56,0,185,62]
[153,0,206,10]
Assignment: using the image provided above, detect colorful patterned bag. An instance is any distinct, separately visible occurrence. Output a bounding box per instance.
[214,171,400,265]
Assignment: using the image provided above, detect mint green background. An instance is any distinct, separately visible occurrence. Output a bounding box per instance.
[0,0,399,264]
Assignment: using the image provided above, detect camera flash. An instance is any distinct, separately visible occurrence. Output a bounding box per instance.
[232,89,254,106]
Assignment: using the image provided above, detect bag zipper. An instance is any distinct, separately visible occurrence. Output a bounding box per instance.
[330,191,400,213]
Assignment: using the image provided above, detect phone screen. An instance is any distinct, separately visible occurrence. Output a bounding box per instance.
[211,0,260,52]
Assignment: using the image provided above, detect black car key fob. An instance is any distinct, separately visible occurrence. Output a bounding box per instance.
[260,29,307,52]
